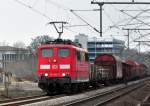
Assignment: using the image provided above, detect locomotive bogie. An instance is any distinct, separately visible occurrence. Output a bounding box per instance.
[38,75,71,94]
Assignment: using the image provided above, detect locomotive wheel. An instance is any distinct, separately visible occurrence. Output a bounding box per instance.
[56,84,62,94]
[64,84,71,94]
[78,84,83,92]
[46,90,54,96]
[71,84,79,93]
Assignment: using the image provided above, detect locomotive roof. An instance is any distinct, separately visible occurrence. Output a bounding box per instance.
[38,44,88,52]
[38,39,87,52]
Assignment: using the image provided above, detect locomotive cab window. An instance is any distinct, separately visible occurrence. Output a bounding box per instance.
[41,48,53,57]
[58,48,69,57]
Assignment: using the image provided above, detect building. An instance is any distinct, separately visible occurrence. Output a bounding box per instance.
[74,34,88,49]
[0,46,31,69]
[88,37,125,62]
[75,35,125,63]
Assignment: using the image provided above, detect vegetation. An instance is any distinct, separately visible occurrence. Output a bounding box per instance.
[29,35,53,54]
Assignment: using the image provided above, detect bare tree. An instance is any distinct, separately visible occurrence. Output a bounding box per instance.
[29,35,53,54]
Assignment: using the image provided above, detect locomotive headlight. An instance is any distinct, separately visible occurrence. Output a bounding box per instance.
[62,73,66,77]
[53,59,57,63]
[45,73,48,77]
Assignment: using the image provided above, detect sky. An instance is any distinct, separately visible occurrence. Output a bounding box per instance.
[0,0,150,52]
[0,0,97,46]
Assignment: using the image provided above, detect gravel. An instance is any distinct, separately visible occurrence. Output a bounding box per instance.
[105,80,150,106]
[0,81,44,100]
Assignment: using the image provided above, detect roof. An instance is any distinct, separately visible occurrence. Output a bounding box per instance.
[125,60,139,66]
[139,64,147,69]
[88,37,125,44]
[38,44,88,52]
[0,46,27,51]
[94,54,122,64]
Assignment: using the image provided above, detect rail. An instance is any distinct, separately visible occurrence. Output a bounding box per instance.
[62,82,144,106]
[0,94,65,106]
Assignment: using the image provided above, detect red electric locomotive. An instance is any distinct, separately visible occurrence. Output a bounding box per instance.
[37,39,89,94]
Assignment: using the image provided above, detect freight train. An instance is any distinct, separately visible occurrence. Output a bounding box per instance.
[37,39,147,94]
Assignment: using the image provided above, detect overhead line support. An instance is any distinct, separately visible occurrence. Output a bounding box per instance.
[134,40,150,54]
[91,1,150,37]
[91,2,150,5]
[122,28,150,51]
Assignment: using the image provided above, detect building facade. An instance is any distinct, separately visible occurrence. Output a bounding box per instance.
[74,34,88,49]
[0,46,31,69]
[75,34,125,62]
[88,37,125,62]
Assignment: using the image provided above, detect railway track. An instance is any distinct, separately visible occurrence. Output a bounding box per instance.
[62,82,144,106]
[0,94,65,106]
[0,78,148,106]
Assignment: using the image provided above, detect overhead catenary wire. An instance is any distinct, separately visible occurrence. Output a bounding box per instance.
[14,0,53,21]
[32,0,40,7]
[14,0,150,51]
[98,2,150,51]
[71,9,100,12]
[70,9,100,34]
[103,4,130,35]
[119,8,150,45]
[24,0,101,34]
[120,10,150,27]
[120,9,150,11]
[134,32,150,41]
[108,4,150,31]
[42,0,101,34]
[64,24,88,28]
[113,21,150,27]
[13,0,82,35]
[103,9,120,30]
[46,0,70,11]
[121,9,150,26]
[109,4,150,29]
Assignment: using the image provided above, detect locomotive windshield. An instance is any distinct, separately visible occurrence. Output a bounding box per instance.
[58,48,69,57]
[42,48,53,57]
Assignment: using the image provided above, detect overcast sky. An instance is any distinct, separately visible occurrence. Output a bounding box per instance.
[0,0,97,46]
[0,0,150,51]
